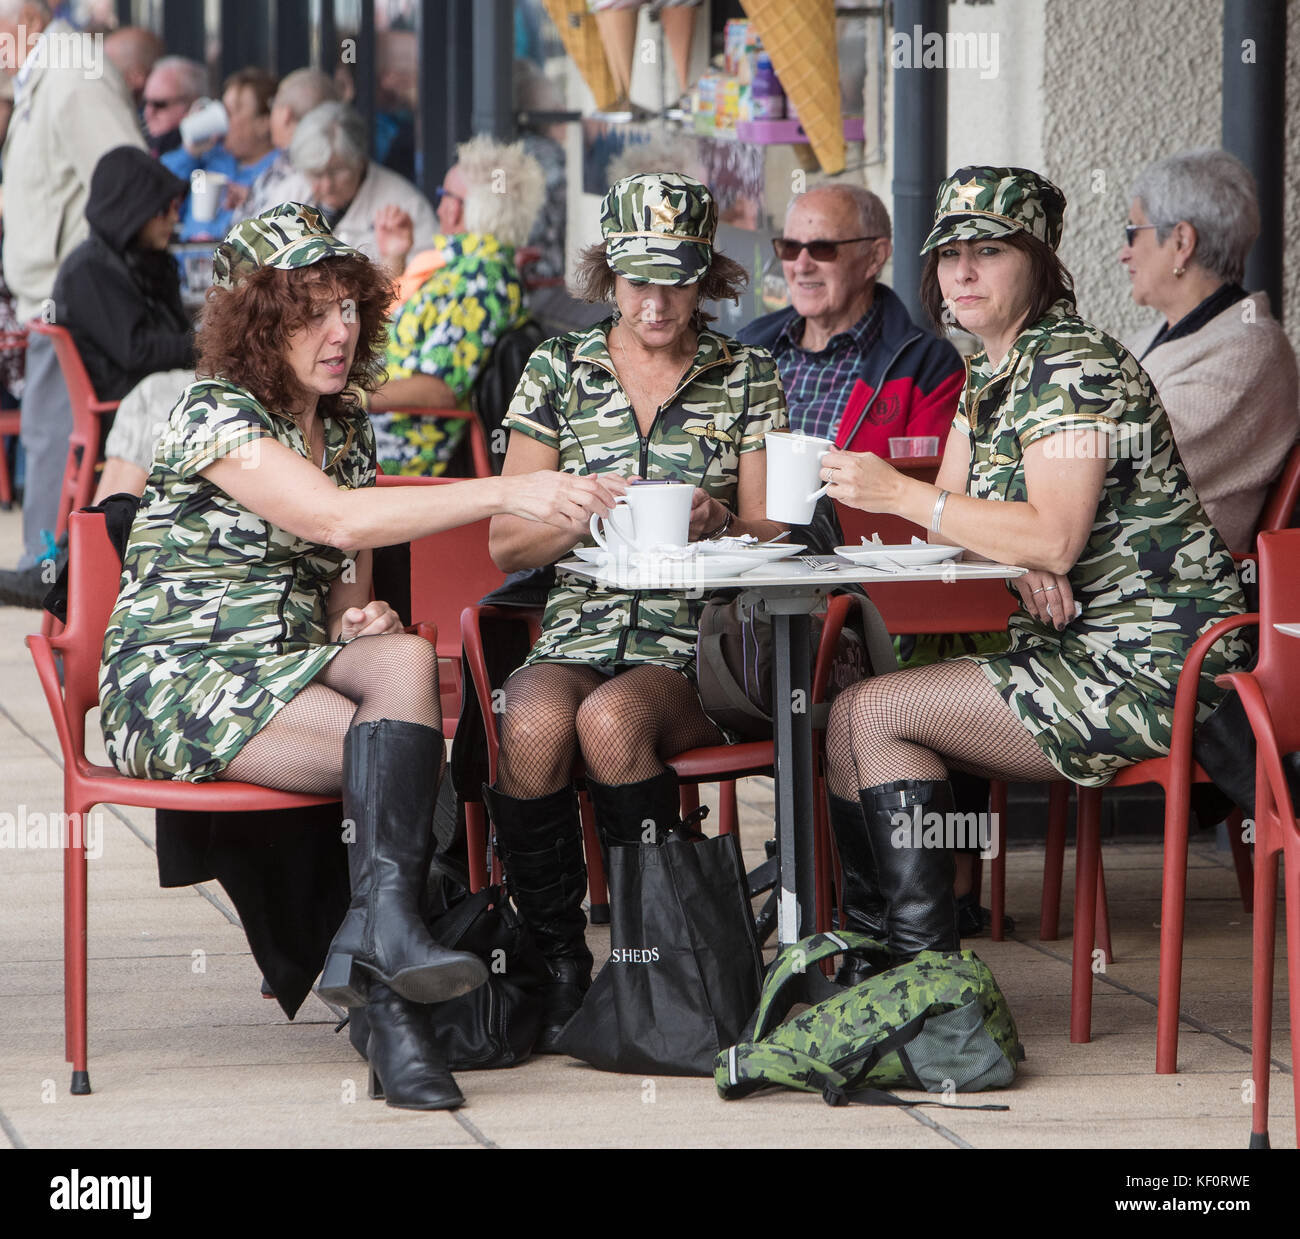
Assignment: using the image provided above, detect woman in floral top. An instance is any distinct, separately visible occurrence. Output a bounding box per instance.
[368,135,543,474]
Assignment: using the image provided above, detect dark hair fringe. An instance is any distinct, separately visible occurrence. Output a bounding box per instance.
[195,255,394,419]
[919,230,1076,337]
[569,243,749,324]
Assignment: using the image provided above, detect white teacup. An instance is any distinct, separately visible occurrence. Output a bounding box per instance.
[189,171,229,224]
[765,430,835,524]
[589,480,693,552]
[179,97,229,148]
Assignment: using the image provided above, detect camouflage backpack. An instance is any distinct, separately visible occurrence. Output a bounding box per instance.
[715,932,1024,1107]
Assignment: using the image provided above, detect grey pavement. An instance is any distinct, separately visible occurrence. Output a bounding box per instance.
[0,502,1291,1149]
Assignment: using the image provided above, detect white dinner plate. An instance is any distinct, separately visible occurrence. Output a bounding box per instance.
[695,540,806,564]
[833,543,964,568]
[569,551,768,582]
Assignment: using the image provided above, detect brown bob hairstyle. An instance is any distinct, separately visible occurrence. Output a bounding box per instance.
[569,242,749,326]
[919,228,1075,338]
[196,254,394,418]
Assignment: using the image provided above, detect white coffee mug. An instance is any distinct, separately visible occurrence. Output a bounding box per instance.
[179,98,229,148]
[589,480,693,552]
[189,171,229,224]
[765,430,835,524]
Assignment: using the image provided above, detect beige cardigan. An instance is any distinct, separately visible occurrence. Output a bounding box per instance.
[1132,292,1300,553]
[0,21,144,320]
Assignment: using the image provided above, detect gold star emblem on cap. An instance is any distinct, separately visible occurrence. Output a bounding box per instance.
[948,178,985,211]
[646,186,678,233]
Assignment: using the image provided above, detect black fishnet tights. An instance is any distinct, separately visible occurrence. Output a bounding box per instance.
[217,633,442,795]
[824,659,1061,798]
[496,662,723,798]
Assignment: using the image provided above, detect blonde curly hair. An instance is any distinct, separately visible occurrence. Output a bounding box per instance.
[456,134,545,249]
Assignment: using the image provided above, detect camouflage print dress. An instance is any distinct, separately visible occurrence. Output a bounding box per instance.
[955,301,1250,786]
[99,379,376,782]
[503,320,787,673]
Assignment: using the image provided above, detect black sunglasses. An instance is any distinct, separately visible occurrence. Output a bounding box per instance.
[772,235,883,262]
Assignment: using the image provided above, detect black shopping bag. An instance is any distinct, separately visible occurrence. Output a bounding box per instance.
[556,827,763,1076]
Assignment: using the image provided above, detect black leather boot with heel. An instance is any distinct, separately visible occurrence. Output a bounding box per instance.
[826,792,891,986]
[482,783,593,1053]
[317,719,489,1007]
[364,983,464,1111]
[858,779,960,957]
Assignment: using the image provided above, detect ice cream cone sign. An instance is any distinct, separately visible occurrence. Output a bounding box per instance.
[740,0,845,174]
[543,0,621,111]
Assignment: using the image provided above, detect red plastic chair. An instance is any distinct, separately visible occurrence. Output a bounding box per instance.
[1215,528,1300,1148]
[26,512,339,1096]
[27,322,119,539]
[1047,443,1300,1064]
[459,603,775,899]
[374,475,504,734]
[0,328,26,507]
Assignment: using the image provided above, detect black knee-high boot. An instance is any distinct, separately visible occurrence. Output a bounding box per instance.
[858,779,959,956]
[317,720,489,1007]
[364,983,465,1111]
[827,792,891,985]
[482,783,593,1053]
[585,767,682,848]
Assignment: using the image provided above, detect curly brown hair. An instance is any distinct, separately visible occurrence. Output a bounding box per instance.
[196,255,394,417]
[569,242,749,325]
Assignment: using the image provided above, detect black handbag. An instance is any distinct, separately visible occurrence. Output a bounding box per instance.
[347,859,550,1070]
[555,821,764,1076]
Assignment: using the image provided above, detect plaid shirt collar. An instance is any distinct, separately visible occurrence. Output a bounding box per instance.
[775,296,885,356]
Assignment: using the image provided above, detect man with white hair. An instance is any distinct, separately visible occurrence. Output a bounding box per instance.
[367,135,544,475]
[739,184,962,454]
[0,0,144,600]
[139,54,205,158]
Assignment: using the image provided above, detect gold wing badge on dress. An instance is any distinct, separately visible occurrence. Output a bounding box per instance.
[684,422,737,446]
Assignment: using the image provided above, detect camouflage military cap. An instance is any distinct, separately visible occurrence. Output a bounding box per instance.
[921,166,1067,254]
[601,172,717,286]
[212,201,363,288]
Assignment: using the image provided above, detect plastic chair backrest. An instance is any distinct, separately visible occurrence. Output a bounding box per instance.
[460,603,543,783]
[29,321,102,419]
[56,511,122,759]
[1254,528,1300,750]
[374,475,504,662]
[1254,438,1300,538]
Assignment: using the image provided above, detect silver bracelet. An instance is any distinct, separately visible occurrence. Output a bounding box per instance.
[930,489,950,533]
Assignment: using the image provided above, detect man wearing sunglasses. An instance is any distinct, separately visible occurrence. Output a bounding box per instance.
[739,185,961,456]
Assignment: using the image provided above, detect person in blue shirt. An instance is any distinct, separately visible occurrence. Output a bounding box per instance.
[163,67,279,241]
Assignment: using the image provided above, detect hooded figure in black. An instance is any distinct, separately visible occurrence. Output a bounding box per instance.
[51,146,196,402]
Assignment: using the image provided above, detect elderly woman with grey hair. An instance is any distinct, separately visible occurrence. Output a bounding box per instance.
[365,134,546,475]
[289,100,436,275]
[1120,148,1300,551]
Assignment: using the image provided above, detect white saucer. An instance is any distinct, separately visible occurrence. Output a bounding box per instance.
[833,543,964,568]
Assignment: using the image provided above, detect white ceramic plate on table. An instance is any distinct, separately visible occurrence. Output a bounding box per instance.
[574,552,769,582]
[695,540,806,564]
[833,543,964,568]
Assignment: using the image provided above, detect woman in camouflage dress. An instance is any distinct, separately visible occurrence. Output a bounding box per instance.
[816,167,1250,965]
[98,204,618,1109]
[482,173,789,1050]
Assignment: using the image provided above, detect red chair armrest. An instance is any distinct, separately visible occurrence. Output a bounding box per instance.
[1216,669,1298,833]
[1169,611,1258,768]
[26,634,79,767]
